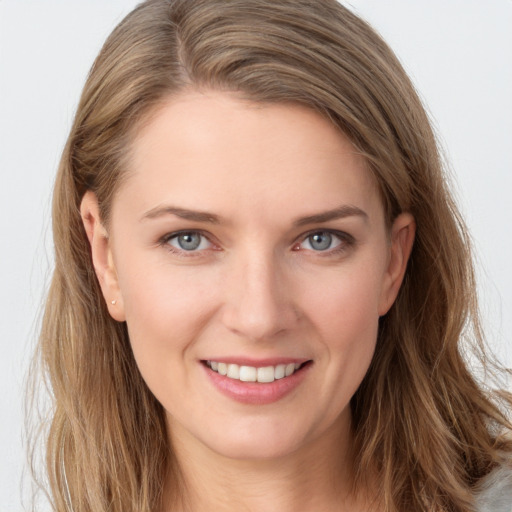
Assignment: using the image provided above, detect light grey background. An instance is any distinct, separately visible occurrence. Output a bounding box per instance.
[1,1,511,509]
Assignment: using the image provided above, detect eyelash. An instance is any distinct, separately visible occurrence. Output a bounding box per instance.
[293,230,355,256]
[159,230,217,257]
[158,229,355,258]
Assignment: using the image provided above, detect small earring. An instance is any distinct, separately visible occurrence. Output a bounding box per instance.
[111,300,117,305]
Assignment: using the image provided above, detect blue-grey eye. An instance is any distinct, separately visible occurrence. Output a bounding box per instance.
[168,232,210,251]
[301,231,341,251]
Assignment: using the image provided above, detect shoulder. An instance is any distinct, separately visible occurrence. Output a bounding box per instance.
[473,464,512,512]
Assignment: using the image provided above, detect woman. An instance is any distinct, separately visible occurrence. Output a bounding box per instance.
[31,0,512,510]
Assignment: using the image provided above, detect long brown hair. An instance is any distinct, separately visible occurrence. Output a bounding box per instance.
[30,1,511,510]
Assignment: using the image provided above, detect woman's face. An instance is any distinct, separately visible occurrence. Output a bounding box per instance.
[84,91,414,460]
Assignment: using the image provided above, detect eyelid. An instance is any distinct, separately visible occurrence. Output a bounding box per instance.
[158,228,355,257]
[159,229,218,255]
[294,229,355,253]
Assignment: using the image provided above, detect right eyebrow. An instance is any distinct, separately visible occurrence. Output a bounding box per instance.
[140,205,221,224]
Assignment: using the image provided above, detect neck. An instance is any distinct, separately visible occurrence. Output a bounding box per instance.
[164,411,371,512]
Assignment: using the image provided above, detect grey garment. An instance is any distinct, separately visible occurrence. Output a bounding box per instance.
[474,465,512,512]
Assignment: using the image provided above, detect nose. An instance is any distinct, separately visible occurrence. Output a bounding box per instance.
[220,249,299,342]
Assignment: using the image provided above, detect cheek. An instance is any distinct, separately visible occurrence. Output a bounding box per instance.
[302,259,384,395]
[115,252,222,368]
[306,258,384,341]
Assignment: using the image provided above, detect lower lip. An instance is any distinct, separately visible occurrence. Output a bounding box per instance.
[202,362,312,405]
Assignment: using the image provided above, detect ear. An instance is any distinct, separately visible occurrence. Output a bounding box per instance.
[378,212,416,316]
[80,191,126,322]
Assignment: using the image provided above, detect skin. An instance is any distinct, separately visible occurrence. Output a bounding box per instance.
[81,91,415,511]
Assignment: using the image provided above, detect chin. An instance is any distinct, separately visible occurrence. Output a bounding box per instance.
[198,412,330,462]
[207,433,303,461]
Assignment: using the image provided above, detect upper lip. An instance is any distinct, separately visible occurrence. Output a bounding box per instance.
[201,357,311,367]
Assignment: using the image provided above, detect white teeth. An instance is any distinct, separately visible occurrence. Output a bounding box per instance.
[274,364,286,380]
[227,364,240,379]
[207,361,304,382]
[257,366,275,383]
[239,366,257,382]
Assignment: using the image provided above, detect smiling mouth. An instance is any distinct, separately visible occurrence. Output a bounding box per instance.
[204,360,311,383]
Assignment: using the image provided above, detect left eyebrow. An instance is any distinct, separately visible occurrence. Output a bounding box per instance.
[293,205,368,227]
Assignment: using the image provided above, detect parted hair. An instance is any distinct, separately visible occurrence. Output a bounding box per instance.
[30,1,512,511]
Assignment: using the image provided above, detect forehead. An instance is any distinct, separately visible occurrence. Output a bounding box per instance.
[117,91,383,227]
